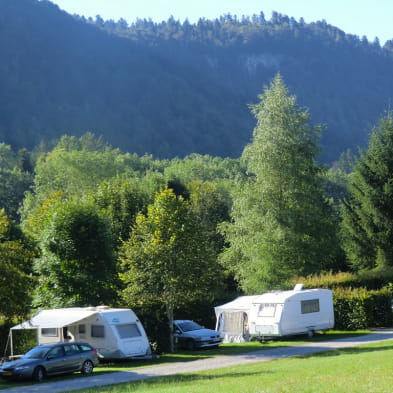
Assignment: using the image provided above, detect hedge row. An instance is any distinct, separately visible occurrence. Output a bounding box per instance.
[291,269,393,290]
[289,270,393,330]
[333,286,393,330]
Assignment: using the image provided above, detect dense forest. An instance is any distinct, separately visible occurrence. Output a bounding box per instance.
[1,0,393,162]
[2,74,393,352]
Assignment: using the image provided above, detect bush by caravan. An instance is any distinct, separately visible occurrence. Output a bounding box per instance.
[215,285,334,341]
[10,306,151,359]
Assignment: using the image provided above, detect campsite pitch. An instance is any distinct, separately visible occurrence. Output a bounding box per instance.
[1,329,393,393]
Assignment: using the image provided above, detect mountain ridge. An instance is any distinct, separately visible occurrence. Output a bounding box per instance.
[1,0,393,162]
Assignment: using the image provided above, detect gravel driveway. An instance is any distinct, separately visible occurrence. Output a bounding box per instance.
[3,329,393,393]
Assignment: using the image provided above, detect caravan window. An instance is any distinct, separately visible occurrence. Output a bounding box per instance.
[115,323,142,339]
[258,303,276,317]
[41,328,58,337]
[91,325,105,337]
[301,299,320,314]
[78,324,86,334]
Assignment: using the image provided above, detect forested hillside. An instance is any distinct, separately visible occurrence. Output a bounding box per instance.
[2,77,393,353]
[1,0,393,162]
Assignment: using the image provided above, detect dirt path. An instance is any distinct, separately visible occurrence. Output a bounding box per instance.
[3,329,393,393]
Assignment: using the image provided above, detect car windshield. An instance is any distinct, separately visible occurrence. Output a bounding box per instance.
[177,321,203,332]
[24,346,50,359]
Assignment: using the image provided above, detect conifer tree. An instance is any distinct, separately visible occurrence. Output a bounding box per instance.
[342,113,393,270]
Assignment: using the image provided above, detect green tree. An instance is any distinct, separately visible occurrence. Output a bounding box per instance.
[33,202,118,307]
[119,189,221,352]
[188,180,229,252]
[324,149,357,206]
[341,113,393,270]
[164,154,244,184]
[0,210,35,320]
[0,167,33,220]
[0,143,33,220]
[220,74,340,292]
[92,176,150,248]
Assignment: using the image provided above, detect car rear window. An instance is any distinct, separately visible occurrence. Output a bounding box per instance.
[64,344,81,355]
[78,343,93,352]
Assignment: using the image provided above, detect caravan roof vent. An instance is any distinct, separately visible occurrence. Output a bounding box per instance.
[85,306,96,311]
[293,283,304,291]
[96,305,110,310]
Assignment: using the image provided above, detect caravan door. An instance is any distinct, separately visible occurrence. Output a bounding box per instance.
[218,311,249,342]
[114,323,146,356]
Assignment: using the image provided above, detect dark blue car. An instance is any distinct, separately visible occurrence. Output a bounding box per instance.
[0,342,99,382]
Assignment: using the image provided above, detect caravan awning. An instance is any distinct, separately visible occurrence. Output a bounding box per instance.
[214,295,260,318]
[11,308,98,330]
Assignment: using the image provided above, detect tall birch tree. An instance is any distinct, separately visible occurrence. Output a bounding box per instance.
[220,74,340,292]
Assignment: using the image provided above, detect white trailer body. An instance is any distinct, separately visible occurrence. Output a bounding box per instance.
[10,306,151,359]
[248,288,334,338]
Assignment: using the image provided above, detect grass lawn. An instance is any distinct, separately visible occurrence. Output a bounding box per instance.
[0,331,371,391]
[66,340,393,393]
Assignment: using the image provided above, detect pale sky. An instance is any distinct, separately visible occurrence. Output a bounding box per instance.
[50,0,393,44]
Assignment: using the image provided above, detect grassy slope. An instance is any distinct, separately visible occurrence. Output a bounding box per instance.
[66,340,393,393]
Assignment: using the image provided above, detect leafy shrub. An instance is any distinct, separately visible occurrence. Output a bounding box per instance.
[333,287,393,329]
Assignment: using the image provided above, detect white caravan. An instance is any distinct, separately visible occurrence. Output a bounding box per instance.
[10,306,151,359]
[215,285,334,341]
[249,286,334,338]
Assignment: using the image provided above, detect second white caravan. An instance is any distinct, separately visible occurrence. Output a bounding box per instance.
[248,286,334,338]
[215,285,334,341]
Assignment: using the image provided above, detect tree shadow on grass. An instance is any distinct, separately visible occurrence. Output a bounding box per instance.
[300,344,393,359]
[129,369,273,388]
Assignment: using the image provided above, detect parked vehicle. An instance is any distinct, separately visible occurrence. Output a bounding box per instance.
[9,306,151,360]
[0,342,98,382]
[215,284,334,342]
[173,320,222,350]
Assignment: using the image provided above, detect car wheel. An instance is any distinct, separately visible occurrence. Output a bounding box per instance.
[186,339,196,350]
[32,366,45,382]
[81,360,94,375]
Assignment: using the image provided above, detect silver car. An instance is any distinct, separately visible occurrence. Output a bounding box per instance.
[0,342,99,382]
[173,320,222,350]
